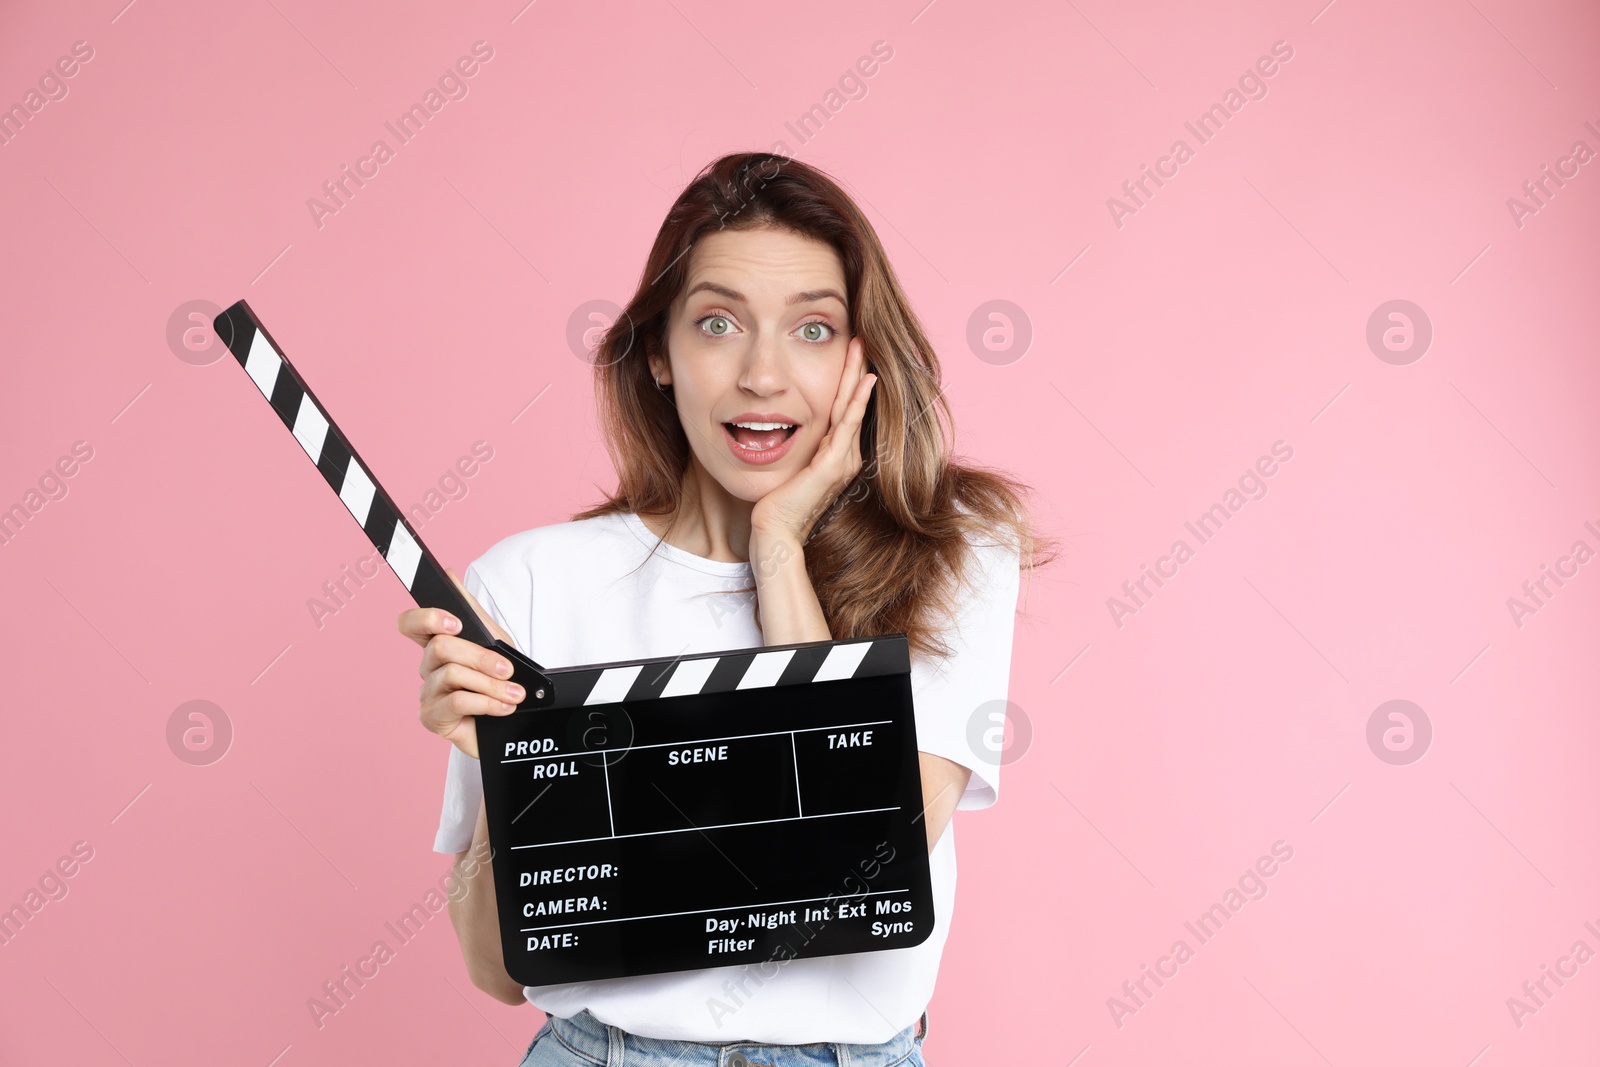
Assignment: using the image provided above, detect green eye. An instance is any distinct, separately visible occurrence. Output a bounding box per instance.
[699,315,731,336]
[799,321,833,342]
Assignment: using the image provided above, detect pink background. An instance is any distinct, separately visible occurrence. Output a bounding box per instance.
[2,0,1597,1063]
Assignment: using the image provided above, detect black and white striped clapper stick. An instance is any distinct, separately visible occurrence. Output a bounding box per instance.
[212,299,555,706]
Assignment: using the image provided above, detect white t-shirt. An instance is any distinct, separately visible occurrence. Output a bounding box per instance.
[434,510,1020,1044]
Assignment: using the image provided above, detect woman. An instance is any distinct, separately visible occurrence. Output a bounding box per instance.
[400,152,1053,1066]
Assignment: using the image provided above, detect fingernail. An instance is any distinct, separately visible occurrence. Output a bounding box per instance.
[496,660,512,677]
[507,684,524,701]
[446,616,460,631]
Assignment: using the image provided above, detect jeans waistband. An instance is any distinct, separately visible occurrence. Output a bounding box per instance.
[547,1007,928,1067]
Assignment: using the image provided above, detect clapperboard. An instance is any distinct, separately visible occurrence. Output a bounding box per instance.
[212,299,934,985]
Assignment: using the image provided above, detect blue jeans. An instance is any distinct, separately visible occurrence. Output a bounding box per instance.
[515,1007,929,1067]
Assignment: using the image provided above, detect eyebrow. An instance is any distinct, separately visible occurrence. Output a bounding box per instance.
[684,281,847,309]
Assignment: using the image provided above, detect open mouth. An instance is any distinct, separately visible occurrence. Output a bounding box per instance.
[722,421,798,452]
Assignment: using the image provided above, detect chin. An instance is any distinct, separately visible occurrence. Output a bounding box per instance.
[722,473,785,501]
[702,460,796,500]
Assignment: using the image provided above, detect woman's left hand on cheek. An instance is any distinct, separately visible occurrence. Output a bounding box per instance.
[750,335,876,551]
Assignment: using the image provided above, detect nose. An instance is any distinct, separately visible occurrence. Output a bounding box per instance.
[736,329,789,397]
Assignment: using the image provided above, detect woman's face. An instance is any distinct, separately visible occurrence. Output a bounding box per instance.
[651,226,852,504]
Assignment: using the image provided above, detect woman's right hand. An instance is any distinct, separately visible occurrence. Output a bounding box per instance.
[398,566,524,760]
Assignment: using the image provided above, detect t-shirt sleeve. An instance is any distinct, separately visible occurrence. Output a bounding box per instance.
[431,559,514,855]
[909,533,1022,811]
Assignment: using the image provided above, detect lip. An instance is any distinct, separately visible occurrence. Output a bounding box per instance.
[721,420,799,466]
[724,411,802,427]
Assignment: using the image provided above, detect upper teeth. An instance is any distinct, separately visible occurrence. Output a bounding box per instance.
[732,422,793,430]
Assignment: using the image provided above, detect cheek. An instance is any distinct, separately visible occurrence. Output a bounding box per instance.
[672,375,717,424]
[801,370,845,421]
[668,381,727,456]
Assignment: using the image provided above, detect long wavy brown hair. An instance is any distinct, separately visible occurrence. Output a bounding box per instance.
[573,151,1056,660]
